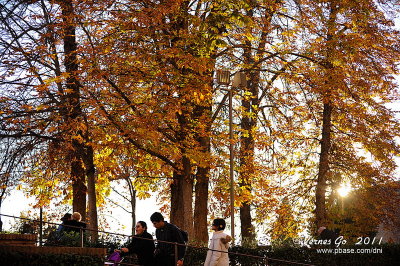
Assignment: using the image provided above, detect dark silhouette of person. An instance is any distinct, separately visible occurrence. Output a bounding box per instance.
[318,226,339,247]
[63,212,86,233]
[117,221,155,266]
[150,212,185,266]
[57,212,72,233]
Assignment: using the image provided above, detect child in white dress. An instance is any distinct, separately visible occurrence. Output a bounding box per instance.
[204,219,232,266]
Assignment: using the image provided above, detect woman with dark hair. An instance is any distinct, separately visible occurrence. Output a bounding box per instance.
[118,221,155,266]
[204,219,231,266]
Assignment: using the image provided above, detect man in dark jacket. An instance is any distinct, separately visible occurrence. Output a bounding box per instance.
[150,212,186,266]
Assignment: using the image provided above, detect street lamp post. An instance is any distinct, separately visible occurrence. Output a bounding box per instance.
[228,87,235,244]
[216,69,235,243]
[216,69,247,245]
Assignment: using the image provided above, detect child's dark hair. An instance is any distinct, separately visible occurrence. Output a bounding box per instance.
[212,219,226,231]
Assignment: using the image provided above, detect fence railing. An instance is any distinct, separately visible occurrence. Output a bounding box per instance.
[0,213,315,266]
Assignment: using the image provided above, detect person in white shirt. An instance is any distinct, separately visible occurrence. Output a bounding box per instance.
[204,219,232,266]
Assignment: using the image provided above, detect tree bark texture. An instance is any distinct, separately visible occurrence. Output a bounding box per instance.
[192,92,212,244]
[126,177,136,236]
[170,155,193,236]
[315,2,337,229]
[315,102,333,228]
[239,34,261,243]
[84,145,98,241]
[239,81,258,243]
[61,0,87,220]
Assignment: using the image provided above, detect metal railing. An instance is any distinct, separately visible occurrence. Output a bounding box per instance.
[0,213,315,265]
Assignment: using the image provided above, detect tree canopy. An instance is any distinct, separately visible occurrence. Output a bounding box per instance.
[1,0,399,244]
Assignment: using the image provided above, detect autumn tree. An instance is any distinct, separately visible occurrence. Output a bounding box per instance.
[78,0,246,242]
[0,138,33,230]
[0,0,99,238]
[288,0,400,229]
[56,0,100,239]
[270,197,301,244]
[208,0,301,244]
[1,0,399,246]
[236,0,285,244]
[0,0,68,206]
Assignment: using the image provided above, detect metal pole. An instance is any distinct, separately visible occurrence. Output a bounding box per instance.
[39,207,43,247]
[174,242,178,265]
[229,89,235,244]
[80,228,84,247]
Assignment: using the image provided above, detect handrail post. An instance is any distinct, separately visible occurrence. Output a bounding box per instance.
[80,228,84,247]
[174,242,178,265]
[39,207,43,247]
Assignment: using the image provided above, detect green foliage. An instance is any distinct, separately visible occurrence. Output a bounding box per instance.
[184,246,208,266]
[185,244,400,265]
[0,251,103,266]
[270,237,298,249]
[5,236,397,266]
[45,230,126,251]
[240,236,258,249]
[45,231,87,247]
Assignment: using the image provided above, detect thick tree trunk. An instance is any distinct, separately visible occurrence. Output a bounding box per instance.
[85,145,98,241]
[239,65,259,245]
[239,92,257,244]
[315,102,333,228]
[168,0,194,236]
[315,3,337,229]
[236,0,281,245]
[71,151,87,220]
[193,101,212,245]
[170,156,193,236]
[61,0,87,220]
[194,163,209,244]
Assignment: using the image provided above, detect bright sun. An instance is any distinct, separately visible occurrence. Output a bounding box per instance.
[338,184,351,197]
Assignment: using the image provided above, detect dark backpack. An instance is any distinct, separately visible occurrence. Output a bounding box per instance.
[179,228,188,243]
[173,225,188,243]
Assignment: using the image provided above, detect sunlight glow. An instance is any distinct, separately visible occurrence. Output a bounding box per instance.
[338,184,351,197]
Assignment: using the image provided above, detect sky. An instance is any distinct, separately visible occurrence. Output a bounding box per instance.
[0,188,161,237]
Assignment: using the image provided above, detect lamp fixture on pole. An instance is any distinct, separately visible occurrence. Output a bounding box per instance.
[216,69,230,86]
[216,69,247,245]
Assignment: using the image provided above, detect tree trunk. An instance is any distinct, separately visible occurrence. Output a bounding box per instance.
[194,166,209,244]
[60,0,87,220]
[239,40,260,244]
[239,87,257,244]
[315,102,333,228]
[71,153,87,220]
[126,177,136,236]
[193,97,212,245]
[85,145,98,241]
[315,2,337,229]
[170,155,193,236]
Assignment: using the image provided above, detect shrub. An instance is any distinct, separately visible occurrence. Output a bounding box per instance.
[0,251,103,266]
